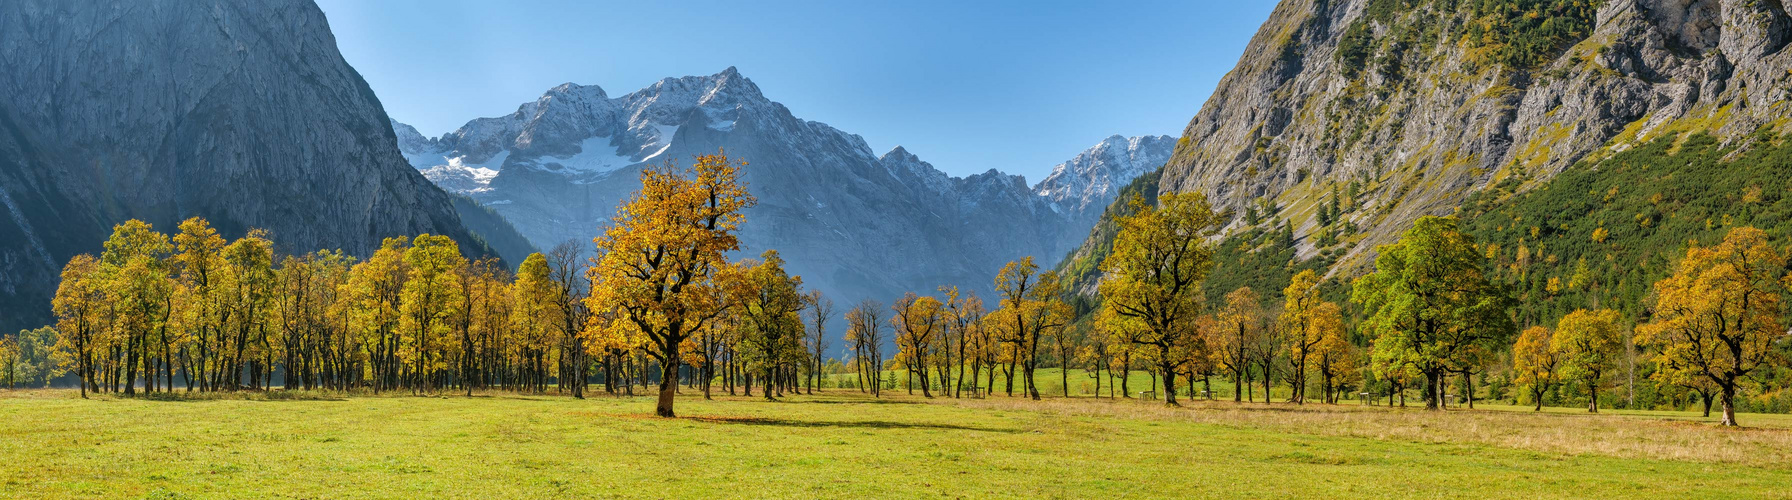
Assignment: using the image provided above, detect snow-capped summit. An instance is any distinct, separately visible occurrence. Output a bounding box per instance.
[398,67,780,192]
[1034,134,1176,213]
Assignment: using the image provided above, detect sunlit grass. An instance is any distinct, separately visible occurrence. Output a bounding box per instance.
[2,389,1788,499]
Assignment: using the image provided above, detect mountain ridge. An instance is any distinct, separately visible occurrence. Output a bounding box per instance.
[394,68,1172,306]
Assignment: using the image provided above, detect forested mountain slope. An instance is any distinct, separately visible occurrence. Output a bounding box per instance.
[0,0,499,334]
[1062,0,1792,304]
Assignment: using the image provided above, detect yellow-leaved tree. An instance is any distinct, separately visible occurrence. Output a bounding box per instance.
[584,152,754,418]
[992,257,1069,400]
[344,237,409,392]
[891,292,944,398]
[1510,325,1559,411]
[1097,192,1219,406]
[399,234,466,394]
[735,250,807,400]
[1636,227,1790,426]
[511,253,562,393]
[1553,308,1622,413]
[1281,269,1344,404]
[52,254,105,397]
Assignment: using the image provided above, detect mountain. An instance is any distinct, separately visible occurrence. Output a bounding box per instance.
[0,0,500,334]
[1033,134,1177,256]
[395,69,1170,305]
[1062,0,1792,295]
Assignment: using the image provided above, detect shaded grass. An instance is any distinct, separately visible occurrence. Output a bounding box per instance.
[1,389,1789,499]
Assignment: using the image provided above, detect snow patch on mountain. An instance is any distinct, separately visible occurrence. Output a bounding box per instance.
[523,137,636,176]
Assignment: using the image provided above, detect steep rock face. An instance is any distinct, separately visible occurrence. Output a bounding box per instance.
[1143,0,1792,272]
[398,69,1170,304]
[0,0,489,333]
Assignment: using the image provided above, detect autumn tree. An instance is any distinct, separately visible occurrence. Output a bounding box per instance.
[1510,326,1558,411]
[1211,287,1262,402]
[892,292,945,397]
[52,254,104,397]
[941,286,985,398]
[736,250,807,400]
[1281,269,1342,404]
[1636,227,1790,426]
[545,242,591,398]
[1098,192,1219,406]
[992,257,1070,400]
[1,335,18,389]
[1554,308,1622,413]
[512,253,562,393]
[399,234,466,393]
[345,237,410,392]
[1048,322,1088,397]
[1352,216,1515,410]
[846,300,887,396]
[1311,320,1356,404]
[585,152,754,417]
[102,220,176,394]
[1078,322,1116,398]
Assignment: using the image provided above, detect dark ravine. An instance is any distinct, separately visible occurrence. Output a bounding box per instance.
[396,70,1172,310]
[1062,0,1792,292]
[0,0,500,334]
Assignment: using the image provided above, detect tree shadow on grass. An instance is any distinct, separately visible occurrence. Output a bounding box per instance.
[787,398,921,405]
[687,415,1019,433]
[126,392,347,403]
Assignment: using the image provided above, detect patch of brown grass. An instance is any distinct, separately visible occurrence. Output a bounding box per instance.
[941,396,1792,468]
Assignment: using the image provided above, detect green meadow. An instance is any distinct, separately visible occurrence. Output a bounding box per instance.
[3,389,1789,499]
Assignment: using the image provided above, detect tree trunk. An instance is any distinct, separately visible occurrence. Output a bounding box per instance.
[656,359,678,418]
[1719,383,1738,426]
[1232,368,1242,402]
[1160,363,1179,406]
[1424,370,1441,411]
[1587,371,1598,413]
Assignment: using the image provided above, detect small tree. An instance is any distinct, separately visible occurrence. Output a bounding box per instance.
[892,292,944,397]
[1511,326,1558,411]
[1553,309,1621,413]
[845,300,887,397]
[1281,270,1342,404]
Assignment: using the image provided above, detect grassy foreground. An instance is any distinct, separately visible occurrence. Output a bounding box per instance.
[3,389,1790,499]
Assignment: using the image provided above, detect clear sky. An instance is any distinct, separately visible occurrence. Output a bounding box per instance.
[316,0,1277,181]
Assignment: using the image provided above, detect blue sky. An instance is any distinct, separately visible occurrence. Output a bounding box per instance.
[316,0,1276,180]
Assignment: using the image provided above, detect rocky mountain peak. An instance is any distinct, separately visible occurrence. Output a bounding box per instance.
[1034,134,1175,214]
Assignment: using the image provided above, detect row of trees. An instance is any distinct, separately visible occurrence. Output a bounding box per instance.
[859,193,1361,407]
[1070,188,1788,427]
[44,216,604,398]
[1355,219,1789,426]
[31,152,849,419]
[858,259,1074,401]
[17,148,1789,426]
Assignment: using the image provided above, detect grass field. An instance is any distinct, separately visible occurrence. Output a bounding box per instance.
[3,389,1790,499]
